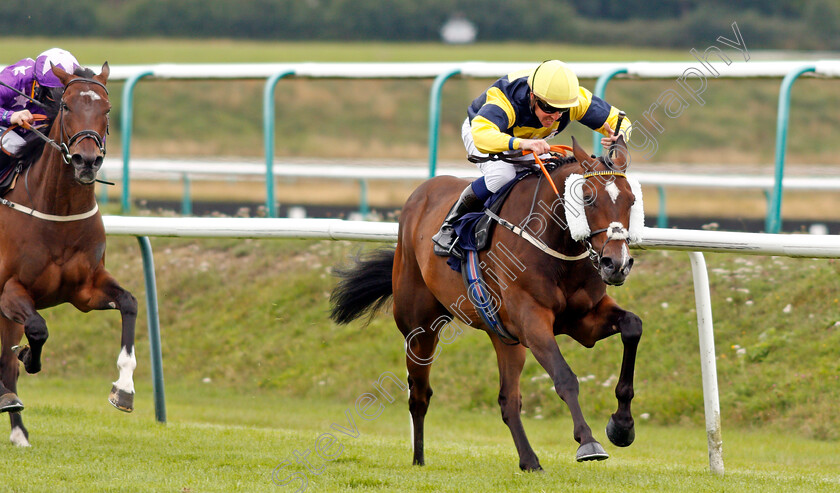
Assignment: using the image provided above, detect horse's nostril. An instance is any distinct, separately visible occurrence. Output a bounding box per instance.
[600,257,615,272]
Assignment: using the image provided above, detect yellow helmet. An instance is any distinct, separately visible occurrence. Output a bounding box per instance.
[527,60,579,108]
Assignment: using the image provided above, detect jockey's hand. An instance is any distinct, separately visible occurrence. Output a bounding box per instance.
[11,110,34,128]
[520,138,550,156]
[600,122,621,148]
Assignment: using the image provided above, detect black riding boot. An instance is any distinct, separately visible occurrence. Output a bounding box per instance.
[432,183,484,256]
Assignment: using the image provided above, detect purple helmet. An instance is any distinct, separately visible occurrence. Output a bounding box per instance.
[34,48,80,88]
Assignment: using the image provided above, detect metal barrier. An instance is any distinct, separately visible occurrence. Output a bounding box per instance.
[106,61,840,230]
[99,158,840,228]
[102,215,840,475]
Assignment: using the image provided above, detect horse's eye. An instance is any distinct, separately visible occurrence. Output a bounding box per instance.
[61,102,70,111]
[583,194,595,206]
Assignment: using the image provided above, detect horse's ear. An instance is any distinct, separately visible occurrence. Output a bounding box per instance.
[607,134,629,171]
[95,62,110,86]
[571,136,594,171]
[51,62,73,87]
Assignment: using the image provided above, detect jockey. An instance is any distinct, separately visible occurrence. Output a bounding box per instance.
[432,59,632,256]
[0,48,80,167]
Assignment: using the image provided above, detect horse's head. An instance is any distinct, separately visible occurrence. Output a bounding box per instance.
[51,62,110,185]
[563,136,643,286]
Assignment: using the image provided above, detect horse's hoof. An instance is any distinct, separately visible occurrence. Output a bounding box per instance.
[606,416,635,447]
[108,385,134,413]
[13,345,41,374]
[576,441,609,462]
[0,393,24,414]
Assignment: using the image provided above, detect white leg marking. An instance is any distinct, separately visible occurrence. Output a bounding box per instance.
[112,346,136,394]
[10,427,30,447]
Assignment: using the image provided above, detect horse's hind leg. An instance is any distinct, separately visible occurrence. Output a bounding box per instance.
[393,263,447,466]
[74,271,138,413]
[490,335,541,471]
[0,319,27,445]
[0,280,47,374]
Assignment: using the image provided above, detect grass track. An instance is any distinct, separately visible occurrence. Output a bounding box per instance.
[5,377,838,492]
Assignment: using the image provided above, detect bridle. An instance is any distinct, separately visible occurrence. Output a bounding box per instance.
[0,76,111,221]
[578,170,632,268]
[56,77,109,165]
[17,77,109,166]
[484,166,635,269]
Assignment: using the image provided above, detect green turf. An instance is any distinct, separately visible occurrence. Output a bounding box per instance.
[4,376,838,492]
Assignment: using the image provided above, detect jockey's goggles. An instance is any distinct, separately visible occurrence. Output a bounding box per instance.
[535,97,567,115]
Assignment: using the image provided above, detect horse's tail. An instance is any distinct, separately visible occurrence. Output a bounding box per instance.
[330,248,395,325]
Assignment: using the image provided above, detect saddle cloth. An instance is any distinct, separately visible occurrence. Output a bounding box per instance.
[445,168,536,273]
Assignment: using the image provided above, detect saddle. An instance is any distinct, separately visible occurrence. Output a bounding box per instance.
[0,154,21,197]
[444,167,542,269]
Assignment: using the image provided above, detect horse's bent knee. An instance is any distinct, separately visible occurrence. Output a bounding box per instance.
[619,312,642,342]
[24,315,48,344]
[117,291,138,317]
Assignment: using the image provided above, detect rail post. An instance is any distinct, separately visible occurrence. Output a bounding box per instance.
[263,70,295,218]
[592,67,628,155]
[688,252,723,475]
[120,70,154,214]
[428,68,461,178]
[766,65,816,233]
[137,236,166,423]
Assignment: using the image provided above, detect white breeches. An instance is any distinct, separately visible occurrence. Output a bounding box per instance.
[462,118,543,193]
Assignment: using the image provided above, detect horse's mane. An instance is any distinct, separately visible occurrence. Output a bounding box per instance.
[15,66,96,169]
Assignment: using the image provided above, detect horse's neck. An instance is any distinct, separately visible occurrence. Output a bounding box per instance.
[510,165,583,253]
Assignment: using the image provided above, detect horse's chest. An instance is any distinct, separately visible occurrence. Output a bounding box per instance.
[564,287,599,314]
[16,243,103,291]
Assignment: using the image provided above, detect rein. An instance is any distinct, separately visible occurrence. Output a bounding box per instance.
[4,77,113,186]
[0,77,109,221]
[486,166,633,265]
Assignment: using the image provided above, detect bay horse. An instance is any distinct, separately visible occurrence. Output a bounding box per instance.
[330,136,644,469]
[0,63,137,446]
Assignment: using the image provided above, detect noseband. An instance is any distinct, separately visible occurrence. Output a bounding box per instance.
[57,77,109,165]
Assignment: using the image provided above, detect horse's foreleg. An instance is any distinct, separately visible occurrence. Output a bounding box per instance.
[490,335,541,471]
[606,310,642,447]
[521,310,608,462]
[574,296,643,449]
[0,320,27,444]
[77,274,138,413]
[0,280,47,375]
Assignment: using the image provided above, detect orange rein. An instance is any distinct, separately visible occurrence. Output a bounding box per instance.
[524,144,572,197]
[1,114,50,155]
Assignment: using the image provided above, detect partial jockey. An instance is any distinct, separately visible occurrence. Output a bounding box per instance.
[432,59,632,256]
[0,48,80,172]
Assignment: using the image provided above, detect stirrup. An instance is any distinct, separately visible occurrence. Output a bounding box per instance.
[433,233,461,258]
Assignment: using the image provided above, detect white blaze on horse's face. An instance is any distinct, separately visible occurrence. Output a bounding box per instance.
[605,181,620,203]
[79,90,101,101]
